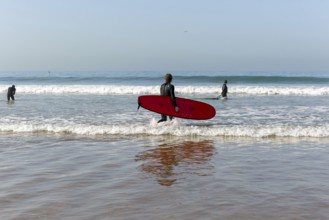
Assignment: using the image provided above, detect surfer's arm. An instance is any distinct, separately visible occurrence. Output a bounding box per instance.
[169,85,177,107]
[170,85,180,112]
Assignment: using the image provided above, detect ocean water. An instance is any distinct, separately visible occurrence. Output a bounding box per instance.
[1,71,329,219]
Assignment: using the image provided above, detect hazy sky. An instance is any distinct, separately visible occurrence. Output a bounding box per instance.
[0,0,328,71]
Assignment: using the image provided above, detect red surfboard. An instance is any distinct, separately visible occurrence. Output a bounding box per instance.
[138,95,216,120]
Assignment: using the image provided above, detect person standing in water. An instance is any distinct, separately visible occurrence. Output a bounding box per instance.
[7,85,16,101]
[221,80,228,98]
[158,73,179,123]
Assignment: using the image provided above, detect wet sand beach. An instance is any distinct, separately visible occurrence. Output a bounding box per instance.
[1,134,329,219]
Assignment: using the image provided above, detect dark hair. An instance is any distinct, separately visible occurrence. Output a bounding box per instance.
[164,73,173,83]
[224,80,227,83]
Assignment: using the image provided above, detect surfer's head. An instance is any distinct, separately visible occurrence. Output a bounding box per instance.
[164,73,173,83]
[12,85,15,88]
[224,80,227,84]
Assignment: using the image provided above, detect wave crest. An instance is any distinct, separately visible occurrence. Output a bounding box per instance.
[0,118,328,138]
[1,85,328,96]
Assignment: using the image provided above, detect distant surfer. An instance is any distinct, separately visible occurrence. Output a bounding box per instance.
[158,73,179,123]
[7,85,16,101]
[221,80,228,99]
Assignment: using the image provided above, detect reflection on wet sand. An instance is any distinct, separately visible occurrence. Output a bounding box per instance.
[135,140,216,186]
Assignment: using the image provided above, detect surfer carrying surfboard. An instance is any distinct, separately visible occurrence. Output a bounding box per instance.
[158,73,180,123]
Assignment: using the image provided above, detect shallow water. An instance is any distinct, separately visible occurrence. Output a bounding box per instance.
[1,93,328,138]
[1,71,329,219]
[1,135,329,219]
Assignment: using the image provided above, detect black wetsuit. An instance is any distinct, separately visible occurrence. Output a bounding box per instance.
[221,83,228,97]
[7,86,16,101]
[158,82,177,123]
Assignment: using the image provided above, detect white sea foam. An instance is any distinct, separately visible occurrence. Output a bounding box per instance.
[1,117,328,138]
[231,86,329,96]
[1,85,328,96]
[0,85,159,95]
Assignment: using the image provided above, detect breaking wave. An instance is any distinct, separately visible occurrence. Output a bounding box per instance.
[1,118,328,138]
[0,85,328,96]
